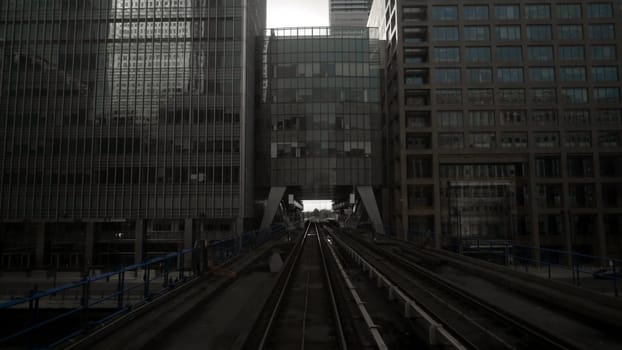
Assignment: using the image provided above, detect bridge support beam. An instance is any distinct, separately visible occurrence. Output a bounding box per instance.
[260,186,286,230]
[357,186,385,235]
[35,223,45,267]
[134,219,144,264]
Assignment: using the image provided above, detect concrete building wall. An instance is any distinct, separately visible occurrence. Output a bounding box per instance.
[371,0,622,258]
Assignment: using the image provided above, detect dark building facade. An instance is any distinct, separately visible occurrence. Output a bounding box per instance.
[0,0,265,270]
[329,0,373,27]
[256,27,386,233]
[369,0,622,257]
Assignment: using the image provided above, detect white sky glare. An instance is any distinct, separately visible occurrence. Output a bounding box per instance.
[267,0,329,28]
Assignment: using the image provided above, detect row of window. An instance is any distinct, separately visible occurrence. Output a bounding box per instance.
[430,131,621,149]
[427,24,616,41]
[405,87,621,106]
[423,66,619,84]
[434,110,621,127]
[2,166,241,185]
[5,138,240,155]
[407,109,622,129]
[428,45,617,63]
[429,3,614,21]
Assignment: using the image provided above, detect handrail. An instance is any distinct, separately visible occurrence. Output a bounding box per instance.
[0,224,288,349]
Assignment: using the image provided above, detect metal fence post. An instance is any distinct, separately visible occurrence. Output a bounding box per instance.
[178,253,184,281]
[117,270,125,309]
[143,268,150,299]
[613,260,618,297]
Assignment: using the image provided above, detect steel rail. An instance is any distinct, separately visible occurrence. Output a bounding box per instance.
[257,223,311,350]
[314,223,349,350]
[321,227,389,350]
[346,233,578,350]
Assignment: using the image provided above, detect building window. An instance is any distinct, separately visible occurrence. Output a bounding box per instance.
[534,132,560,148]
[592,66,618,81]
[432,6,458,20]
[496,46,522,62]
[563,110,591,126]
[499,110,526,126]
[557,4,582,19]
[594,87,620,103]
[439,133,465,148]
[501,132,528,148]
[464,5,489,20]
[436,89,462,104]
[531,110,558,126]
[495,5,520,20]
[565,132,592,148]
[432,26,460,41]
[433,47,460,62]
[587,3,613,18]
[527,25,552,40]
[435,68,461,83]
[497,89,525,104]
[561,88,588,103]
[559,46,585,60]
[465,47,491,62]
[588,24,615,39]
[439,111,463,128]
[529,67,555,81]
[558,25,583,40]
[525,5,550,19]
[536,156,561,177]
[408,185,434,208]
[496,25,521,40]
[568,184,595,208]
[406,111,431,128]
[568,155,594,177]
[469,132,496,149]
[559,66,586,81]
[599,131,622,147]
[528,46,553,61]
[497,67,523,82]
[406,133,432,149]
[468,110,495,126]
[591,45,616,61]
[407,156,433,178]
[530,88,557,104]
[466,89,494,105]
[463,26,490,41]
[595,109,621,126]
[466,68,492,83]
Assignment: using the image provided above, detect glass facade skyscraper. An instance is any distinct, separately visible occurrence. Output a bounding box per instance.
[256,27,387,233]
[0,0,265,269]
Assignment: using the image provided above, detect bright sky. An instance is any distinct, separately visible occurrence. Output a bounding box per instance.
[267,0,329,28]
[303,200,333,212]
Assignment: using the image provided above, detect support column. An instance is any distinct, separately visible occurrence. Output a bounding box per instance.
[134,219,144,264]
[84,222,94,269]
[184,218,193,250]
[260,187,286,230]
[357,186,386,235]
[35,223,45,268]
[528,153,541,265]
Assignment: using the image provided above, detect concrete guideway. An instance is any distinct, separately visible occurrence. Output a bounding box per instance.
[344,230,622,350]
[65,238,293,350]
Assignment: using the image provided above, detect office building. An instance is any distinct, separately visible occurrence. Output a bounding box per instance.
[0,0,265,270]
[369,0,622,257]
[330,0,373,27]
[255,27,386,233]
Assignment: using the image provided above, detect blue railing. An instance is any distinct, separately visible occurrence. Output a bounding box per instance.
[377,227,620,297]
[0,224,287,349]
[448,238,621,297]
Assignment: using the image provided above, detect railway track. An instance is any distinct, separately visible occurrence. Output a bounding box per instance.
[245,223,347,350]
[335,232,579,350]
